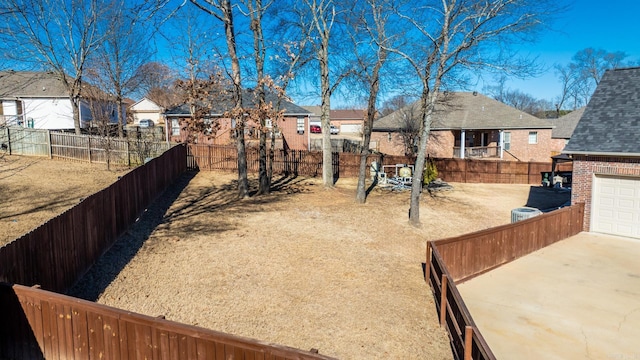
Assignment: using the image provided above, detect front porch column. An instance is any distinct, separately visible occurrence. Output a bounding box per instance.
[460,130,466,159]
[499,130,504,159]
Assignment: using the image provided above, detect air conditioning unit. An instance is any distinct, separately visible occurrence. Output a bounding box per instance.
[511,207,542,223]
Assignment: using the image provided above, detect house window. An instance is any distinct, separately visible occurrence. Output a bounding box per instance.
[528,131,538,144]
[265,118,273,128]
[171,119,180,136]
[297,117,304,134]
[504,132,511,151]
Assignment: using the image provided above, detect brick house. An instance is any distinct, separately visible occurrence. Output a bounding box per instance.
[165,90,311,150]
[548,107,584,155]
[372,92,554,162]
[564,67,640,239]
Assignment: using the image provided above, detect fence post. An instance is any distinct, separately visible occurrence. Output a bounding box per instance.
[87,136,92,163]
[47,130,52,159]
[425,245,431,283]
[6,127,11,155]
[440,274,448,326]
[464,326,473,360]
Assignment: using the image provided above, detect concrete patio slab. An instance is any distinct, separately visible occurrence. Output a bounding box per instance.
[458,232,640,360]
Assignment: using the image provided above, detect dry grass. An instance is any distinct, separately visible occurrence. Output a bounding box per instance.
[0,156,128,245]
[69,171,545,359]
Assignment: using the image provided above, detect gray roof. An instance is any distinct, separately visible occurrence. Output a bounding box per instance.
[166,89,311,116]
[564,67,640,156]
[373,92,553,131]
[549,107,585,139]
[0,71,69,98]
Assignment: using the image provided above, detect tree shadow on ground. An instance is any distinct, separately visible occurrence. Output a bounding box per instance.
[66,171,198,300]
[66,172,314,301]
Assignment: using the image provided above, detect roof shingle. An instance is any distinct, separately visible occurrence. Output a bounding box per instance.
[373,92,552,131]
[564,67,640,155]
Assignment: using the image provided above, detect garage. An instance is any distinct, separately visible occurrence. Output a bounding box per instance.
[591,175,640,239]
[339,124,362,134]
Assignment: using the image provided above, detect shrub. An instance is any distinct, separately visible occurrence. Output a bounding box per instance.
[423,159,438,185]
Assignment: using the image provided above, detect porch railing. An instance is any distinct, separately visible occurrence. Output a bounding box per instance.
[453,146,500,159]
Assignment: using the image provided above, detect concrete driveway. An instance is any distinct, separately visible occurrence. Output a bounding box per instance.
[457,232,640,360]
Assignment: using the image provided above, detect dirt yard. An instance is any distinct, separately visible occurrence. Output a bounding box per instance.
[0,156,129,245]
[66,169,567,359]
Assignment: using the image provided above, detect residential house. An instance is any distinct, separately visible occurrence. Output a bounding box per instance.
[372,92,555,162]
[549,107,585,155]
[129,97,165,126]
[0,71,118,130]
[165,90,311,150]
[302,107,366,134]
[563,67,640,239]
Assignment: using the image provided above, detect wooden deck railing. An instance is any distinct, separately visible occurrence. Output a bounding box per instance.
[0,283,336,360]
[426,203,585,360]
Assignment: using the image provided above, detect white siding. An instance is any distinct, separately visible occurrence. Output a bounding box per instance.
[24,98,76,129]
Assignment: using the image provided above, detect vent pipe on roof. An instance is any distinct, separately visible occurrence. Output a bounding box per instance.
[473,91,478,96]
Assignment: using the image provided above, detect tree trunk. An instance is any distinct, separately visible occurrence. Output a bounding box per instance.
[356,58,385,203]
[220,0,249,198]
[319,38,333,188]
[71,96,82,135]
[258,126,269,194]
[117,97,124,138]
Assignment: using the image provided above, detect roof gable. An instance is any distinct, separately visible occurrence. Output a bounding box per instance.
[130,97,162,111]
[0,71,69,98]
[549,107,585,139]
[564,67,640,155]
[373,92,552,131]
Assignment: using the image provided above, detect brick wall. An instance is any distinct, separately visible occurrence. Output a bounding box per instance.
[371,130,455,157]
[505,128,554,162]
[571,155,640,231]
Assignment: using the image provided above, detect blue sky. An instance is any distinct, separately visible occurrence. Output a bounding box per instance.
[494,0,640,103]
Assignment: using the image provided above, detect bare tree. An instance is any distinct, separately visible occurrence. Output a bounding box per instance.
[0,0,113,134]
[397,106,421,156]
[87,1,154,137]
[175,73,229,143]
[299,0,358,188]
[351,0,393,203]
[301,0,338,188]
[191,0,249,198]
[84,87,120,170]
[389,0,559,226]
[555,48,629,108]
[130,62,181,109]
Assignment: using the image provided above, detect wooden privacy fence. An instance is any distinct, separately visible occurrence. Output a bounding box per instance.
[432,158,572,184]
[186,145,569,184]
[0,283,336,360]
[187,144,417,178]
[1,126,171,166]
[425,203,585,360]
[432,203,585,283]
[0,145,188,293]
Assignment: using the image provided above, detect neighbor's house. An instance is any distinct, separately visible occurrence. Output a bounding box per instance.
[165,90,312,150]
[372,92,555,162]
[301,106,366,134]
[0,71,118,130]
[564,67,640,239]
[129,97,164,126]
[548,107,585,155]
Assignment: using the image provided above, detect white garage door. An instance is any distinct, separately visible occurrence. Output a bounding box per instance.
[339,124,362,134]
[592,176,640,239]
